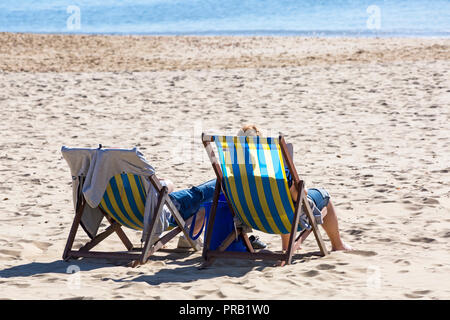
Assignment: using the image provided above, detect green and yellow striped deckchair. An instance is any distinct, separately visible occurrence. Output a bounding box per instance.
[201,134,328,267]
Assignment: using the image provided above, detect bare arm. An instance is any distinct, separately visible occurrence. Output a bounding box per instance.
[159,178,175,193]
[281,183,308,251]
[289,183,307,204]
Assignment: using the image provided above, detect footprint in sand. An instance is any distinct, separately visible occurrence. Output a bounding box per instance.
[423,198,439,205]
[345,250,377,257]
[0,249,22,257]
[440,231,450,238]
[118,283,134,289]
[316,264,336,271]
[405,290,432,299]
[409,237,436,243]
[394,259,410,266]
[12,283,31,288]
[18,240,52,251]
[413,290,431,295]
[346,229,364,236]
[404,205,424,211]
[302,270,320,277]
[62,296,90,300]
[404,293,421,299]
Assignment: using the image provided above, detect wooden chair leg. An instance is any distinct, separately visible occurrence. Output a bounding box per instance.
[302,194,329,256]
[164,201,200,251]
[79,223,118,252]
[115,227,134,251]
[217,231,239,252]
[198,181,223,269]
[140,186,168,264]
[198,257,215,269]
[202,180,221,260]
[292,229,309,252]
[129,260,141,268]
[284,181,303,265]
[101,211,134,251]
[240,232,254,253]
[62,196,85,261]
[149,226,183,254]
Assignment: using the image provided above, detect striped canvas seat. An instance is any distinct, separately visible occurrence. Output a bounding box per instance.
[99,173,178,231]
[62,146,202,267]
[99,173,147,230]
[213,135,300,235]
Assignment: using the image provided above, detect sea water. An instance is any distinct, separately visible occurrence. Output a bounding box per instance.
[0,0,449,37]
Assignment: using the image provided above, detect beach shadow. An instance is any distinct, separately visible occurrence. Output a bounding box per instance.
[0,259,116,279]
[0,249,202,280]
[103,259,257,286]
[0,250,323,284]
[103,250,323,286]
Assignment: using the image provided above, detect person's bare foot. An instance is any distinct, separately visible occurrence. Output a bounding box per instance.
[276,260,286,267]
[331,241,353,251]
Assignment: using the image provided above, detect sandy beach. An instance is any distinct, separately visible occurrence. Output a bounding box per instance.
[0,33,449,300]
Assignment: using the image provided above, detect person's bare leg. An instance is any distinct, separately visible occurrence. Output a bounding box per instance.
[281,205,328,251]
[296,206,327,249]
[288,203,352,251]
[160,179,175,193]
[193,207,206,235]
[281,234,290,251]
[321,200,352,251]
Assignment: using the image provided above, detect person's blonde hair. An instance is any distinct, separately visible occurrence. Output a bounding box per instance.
[237,124,262,136]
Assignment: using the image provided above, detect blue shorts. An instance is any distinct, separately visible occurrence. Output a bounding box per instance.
[286,168,330,211]
[307,188,330,211]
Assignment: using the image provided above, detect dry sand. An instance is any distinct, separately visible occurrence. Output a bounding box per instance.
[0,33,449,300]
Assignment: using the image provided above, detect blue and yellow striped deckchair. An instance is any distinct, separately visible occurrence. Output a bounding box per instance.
[63,169,200,268]
[99,173,183,231]
[99,173,147,231]
[201,134,328,267]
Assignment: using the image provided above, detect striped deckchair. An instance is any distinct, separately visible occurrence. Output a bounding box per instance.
[201,134,328,267]
[98,173,148,231]
[62,147,201,267]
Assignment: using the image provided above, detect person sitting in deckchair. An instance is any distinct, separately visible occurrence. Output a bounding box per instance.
[237,124,353,253]
[161,178,265,249]
[161,178,214,248]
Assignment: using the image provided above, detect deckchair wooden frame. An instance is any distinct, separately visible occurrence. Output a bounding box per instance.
[200,133,328,267]
[63,174,202,267]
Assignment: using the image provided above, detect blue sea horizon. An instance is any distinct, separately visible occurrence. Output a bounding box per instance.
[1,0,449,38]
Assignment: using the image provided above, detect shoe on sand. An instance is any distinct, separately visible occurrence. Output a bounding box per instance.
[177,235,203,249]
[249,235,267,250]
